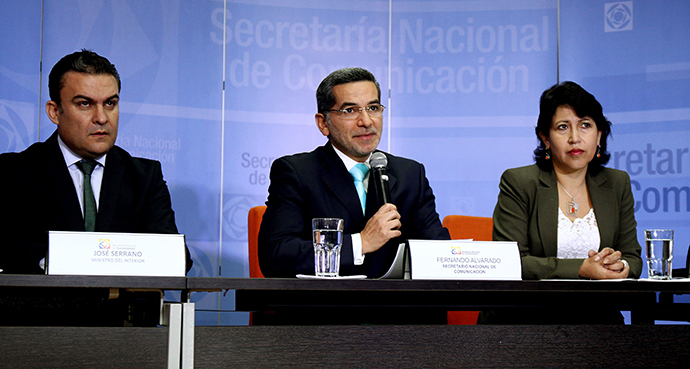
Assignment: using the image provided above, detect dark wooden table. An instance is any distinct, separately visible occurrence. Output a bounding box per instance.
[0,274,189,369]
[187,278,690,322]
[4,276,689,368]
[188,278,690,368]
[0,273,187,289]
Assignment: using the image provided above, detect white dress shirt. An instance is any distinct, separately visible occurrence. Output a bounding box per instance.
[57,135,107,215]
[331,146,370,265]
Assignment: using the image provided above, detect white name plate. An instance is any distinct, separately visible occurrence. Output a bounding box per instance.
[47,231,186,277]
[408,239,521,280]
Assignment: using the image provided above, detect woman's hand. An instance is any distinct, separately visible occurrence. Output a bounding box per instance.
[578,248,630,279]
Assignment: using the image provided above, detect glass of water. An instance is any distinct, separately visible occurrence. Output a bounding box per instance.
[312,218,344,277]
[645,229,674,280]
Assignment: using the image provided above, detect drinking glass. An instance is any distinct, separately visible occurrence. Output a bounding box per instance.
[645,229,674,280]
[312,218,344,277]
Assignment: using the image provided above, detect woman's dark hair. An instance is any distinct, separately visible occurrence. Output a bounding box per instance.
[534,81,611,173]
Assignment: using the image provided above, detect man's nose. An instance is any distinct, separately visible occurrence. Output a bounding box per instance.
[92,105,108,125]
[358,108,373,127]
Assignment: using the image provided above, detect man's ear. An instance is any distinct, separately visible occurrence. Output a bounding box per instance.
[46,101,60,125]
[315,113,330,137]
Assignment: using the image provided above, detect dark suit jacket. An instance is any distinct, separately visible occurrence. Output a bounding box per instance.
[492,164,643,280]
[0,131,192,274]
[258,142,450,278]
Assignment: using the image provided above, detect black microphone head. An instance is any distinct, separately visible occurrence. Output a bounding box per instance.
[370,152,388,169]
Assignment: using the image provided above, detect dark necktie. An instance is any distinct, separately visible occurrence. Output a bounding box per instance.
[76,160,97,231]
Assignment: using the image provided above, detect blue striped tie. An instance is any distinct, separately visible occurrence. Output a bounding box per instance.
[349,163,369,214]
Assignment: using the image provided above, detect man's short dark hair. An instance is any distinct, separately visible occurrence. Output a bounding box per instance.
[48,49,121,106]
[316,67,381,114]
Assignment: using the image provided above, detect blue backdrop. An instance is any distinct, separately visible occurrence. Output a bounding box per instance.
[1,0,688,325]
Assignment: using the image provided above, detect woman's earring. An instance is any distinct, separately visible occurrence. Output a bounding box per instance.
[596,145,601,158]
[545,149,551,160]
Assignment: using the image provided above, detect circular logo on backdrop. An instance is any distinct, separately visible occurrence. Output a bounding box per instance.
[605,2,633,32]
[0,102,31,153]
[222,195,255,241]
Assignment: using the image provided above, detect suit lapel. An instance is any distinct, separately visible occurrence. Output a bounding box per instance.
[379,151,397,200]
[537,169,558,257]
[588,171,613,250]
[40,133,86,231]
[537,168,614,255]
[364,150,397,218]
[319,143,365,221]
[97,148,124,231]
[365,179,377,218]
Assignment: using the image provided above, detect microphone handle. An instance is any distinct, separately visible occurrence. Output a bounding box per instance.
[373,167,392,204]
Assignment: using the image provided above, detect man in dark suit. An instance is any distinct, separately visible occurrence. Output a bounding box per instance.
[0,50,190,325]
[0,49,191,274]
[259,67,449,279]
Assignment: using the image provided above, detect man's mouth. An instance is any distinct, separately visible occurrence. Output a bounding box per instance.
[354,131,376,140]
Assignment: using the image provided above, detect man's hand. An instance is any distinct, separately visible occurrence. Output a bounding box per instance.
[360,204,402,254]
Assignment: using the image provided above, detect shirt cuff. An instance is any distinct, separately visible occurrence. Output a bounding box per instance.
[352,233,365,265]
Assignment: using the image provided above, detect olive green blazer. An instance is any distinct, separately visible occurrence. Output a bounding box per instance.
[492,164,643,280]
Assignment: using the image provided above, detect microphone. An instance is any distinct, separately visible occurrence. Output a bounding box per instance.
[370,152,392,205]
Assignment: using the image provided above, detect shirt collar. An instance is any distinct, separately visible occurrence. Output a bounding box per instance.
[331,144,371,172]
[57,134,107,168]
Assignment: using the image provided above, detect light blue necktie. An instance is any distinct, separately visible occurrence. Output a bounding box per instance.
[349,163,369,214]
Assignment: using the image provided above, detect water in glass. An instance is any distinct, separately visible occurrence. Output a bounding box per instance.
[313,228,342,277]
[646,238,673,279]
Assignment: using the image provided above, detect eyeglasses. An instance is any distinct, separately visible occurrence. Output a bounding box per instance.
[328,104,386,120]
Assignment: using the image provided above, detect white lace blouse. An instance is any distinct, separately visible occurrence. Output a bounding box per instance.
[556,208,601,259]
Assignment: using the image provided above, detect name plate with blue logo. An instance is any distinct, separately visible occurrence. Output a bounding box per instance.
[408,240,521,280]
[47,231,186,277]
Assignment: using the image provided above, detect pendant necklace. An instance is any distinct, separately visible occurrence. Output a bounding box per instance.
[557,180,585,217]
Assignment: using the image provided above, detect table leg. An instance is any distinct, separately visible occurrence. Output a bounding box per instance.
[181,302,195,369]
[164,303,182,369]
